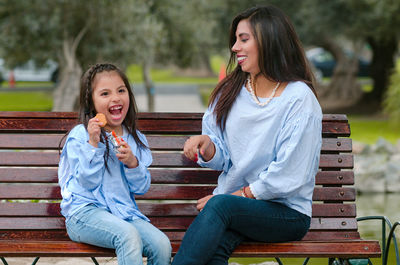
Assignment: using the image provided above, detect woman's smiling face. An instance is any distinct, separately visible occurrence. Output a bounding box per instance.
[231,19,260,75]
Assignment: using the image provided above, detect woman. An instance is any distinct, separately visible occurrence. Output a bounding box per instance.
[172,5,322,265]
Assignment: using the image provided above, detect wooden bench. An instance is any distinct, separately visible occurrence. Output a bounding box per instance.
[0,111,381,264]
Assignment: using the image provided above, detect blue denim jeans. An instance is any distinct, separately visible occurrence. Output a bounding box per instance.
[66,204,171,265]
[172,194,310,265]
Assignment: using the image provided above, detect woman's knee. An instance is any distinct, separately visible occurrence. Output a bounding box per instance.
[204,194,233,212]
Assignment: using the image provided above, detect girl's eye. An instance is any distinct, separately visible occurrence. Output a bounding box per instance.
[101,92,109,96]
[241,38,248,43]
[119,88,127,93]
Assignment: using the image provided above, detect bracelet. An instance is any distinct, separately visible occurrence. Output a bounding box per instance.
[243,186,252,199]
[240,187,247,198]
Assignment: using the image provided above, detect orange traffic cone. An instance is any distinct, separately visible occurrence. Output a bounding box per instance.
[218,64,226,81]
[9,71,15,88]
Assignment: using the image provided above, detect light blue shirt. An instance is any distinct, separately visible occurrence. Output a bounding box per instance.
[199,81,322,217]
[58,125,152,222]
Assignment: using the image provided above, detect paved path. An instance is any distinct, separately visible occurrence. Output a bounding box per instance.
[132,83,206,112]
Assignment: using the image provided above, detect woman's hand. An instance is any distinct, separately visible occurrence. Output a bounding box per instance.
[87,117,104,148]
[197,194,214,211]
[116,140,138,168]
[184,135,215,162]
[232,186,255,199]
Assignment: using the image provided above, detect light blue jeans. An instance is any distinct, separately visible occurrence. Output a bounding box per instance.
[66,204,171,265]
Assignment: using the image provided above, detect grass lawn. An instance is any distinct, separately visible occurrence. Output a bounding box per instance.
[348,115,400,145]
[0,91,53,111]
[1,81,53,88]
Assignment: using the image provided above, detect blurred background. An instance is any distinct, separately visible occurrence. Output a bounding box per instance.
[0,0,399,264]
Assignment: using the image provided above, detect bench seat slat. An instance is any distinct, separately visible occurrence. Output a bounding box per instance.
[231,241,380,258]
[0,202,356,218]
[0,240,380,258]
[0,152,354,169]
[0,168,354,185]
[0,134,352,153]
[0,230,361,242]
[0,185,355,201]
[0,217,358,230]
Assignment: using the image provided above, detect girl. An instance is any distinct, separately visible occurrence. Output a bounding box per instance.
[58,63,171,265]
[172,5,322,265]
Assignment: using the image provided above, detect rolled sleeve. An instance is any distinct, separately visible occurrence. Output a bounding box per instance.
[199,107,232,172]
[197,138,224,169]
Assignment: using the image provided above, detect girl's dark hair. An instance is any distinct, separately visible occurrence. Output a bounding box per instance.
[209,5,317,130]
[60,63,147,170]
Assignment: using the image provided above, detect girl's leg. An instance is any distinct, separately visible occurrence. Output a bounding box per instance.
[129,218,172,265]
[172,194,310,265]
[66,204,143,265]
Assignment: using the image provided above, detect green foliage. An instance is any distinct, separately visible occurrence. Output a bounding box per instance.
[384,59,400,124]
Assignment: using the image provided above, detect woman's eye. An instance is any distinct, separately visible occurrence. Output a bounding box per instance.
[241,38,248,43]
[101,92,108,96]
[119,88,127,93]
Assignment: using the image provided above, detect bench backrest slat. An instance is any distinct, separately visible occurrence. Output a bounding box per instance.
[0,185,356,201]
[0,169,354,185]
[0,202,356,218]
[0,134,352,152]
[0,152,354,168]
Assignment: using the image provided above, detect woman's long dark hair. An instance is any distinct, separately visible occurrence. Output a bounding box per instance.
[60,63,147,171]
[209,5,317,130]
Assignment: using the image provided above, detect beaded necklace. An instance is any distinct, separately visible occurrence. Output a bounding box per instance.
[247,76,280,107]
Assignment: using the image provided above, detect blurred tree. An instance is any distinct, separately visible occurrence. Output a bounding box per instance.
[298,0,400,111]
[297,0,363,104]
[384,60,400,124]
[135,0,217,111]
[0,0,157,111]
[346,0,400,107]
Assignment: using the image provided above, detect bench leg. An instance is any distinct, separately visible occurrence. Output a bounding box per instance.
[91,257,100,265]
[274,257,283,265]
[0,257,8,265]
[31,257,40,265]
[329,258,348,265]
